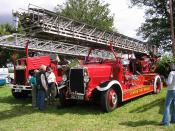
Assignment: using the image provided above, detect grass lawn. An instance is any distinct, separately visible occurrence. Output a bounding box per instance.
[0,86,175,131]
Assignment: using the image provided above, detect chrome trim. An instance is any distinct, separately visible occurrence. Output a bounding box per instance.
[69,68,85,94]
[57,85,66,90]
[9,84,31,90]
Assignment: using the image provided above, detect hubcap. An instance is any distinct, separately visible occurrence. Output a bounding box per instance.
[109,89,117,107]
[112,94,117,105]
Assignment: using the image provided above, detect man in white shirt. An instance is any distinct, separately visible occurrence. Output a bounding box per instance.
[161,63,175,125]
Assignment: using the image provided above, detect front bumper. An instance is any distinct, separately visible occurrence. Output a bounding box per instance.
[8,84,31,92]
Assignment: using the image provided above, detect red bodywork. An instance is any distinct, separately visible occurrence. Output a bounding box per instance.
[12,55,63,93]
[59,46,162,112]
[84,60,159,101]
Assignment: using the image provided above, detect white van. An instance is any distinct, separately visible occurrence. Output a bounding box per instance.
[0,68,9,86]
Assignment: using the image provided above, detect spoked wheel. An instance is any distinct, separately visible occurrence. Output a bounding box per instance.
[154,76,162,94]
[101,88,118,112]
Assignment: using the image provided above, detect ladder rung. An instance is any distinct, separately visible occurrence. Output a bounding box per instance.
[14,4,157,55]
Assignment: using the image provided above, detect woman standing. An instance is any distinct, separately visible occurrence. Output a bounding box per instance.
[46,66,57,105]
[29,70,39,108]
[161,63,175,125]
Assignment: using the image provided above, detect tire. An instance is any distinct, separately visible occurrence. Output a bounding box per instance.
[100,88,118,112]
[160,75,166,86]
[59,92,77,107]
[153,76,162,94]
[11,89,29,99]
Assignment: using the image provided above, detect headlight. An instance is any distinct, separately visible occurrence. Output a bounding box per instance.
[110,73,113,78]
[62,74,67,82]
[84,75,90,83]
[84,68,90,83]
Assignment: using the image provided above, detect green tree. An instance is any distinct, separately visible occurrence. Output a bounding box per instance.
[129,0,174,51]
[56,0,114,30]
[155,55,174,78]
[0,23,16,35]
[0,23,22,67]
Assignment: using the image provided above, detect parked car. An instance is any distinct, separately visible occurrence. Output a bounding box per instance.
[0,68,9,86]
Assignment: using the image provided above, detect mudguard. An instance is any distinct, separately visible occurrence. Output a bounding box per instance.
[96,80,122,91]
[153,75,162,93]
[96,80,123,101]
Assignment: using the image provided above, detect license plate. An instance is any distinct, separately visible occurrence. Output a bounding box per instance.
[71,94,84,100]
[15,89,21,92]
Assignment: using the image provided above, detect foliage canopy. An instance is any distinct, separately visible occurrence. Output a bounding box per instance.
[129,0,175,51]
[56,0,114,31]
[0,23,23,67]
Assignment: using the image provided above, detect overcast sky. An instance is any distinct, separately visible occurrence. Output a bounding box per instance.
[0,0,145,40]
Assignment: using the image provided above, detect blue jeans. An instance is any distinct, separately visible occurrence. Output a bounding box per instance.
[162,90,175,125]
[37,90,45,110]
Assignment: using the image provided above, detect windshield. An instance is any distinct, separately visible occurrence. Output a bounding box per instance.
[85,48,114,64]
[16,59,26,66]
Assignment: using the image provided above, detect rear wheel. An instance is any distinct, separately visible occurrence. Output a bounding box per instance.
[101,88,118,112]
[153,76,162,94]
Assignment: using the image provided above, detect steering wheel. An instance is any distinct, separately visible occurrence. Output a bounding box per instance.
[99,58,104,64]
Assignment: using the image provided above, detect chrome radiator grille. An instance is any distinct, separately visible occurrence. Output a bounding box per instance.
[69,69,85,94]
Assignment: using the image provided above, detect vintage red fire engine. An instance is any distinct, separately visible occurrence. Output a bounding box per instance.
[11,55,64,98]
[58,43,162,112]
[0,5,161,109]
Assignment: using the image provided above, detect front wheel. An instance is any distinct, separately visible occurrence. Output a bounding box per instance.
[59,91,77,107]
[100,88,118,112]
[153,76,162,94]
[11,89,29,99]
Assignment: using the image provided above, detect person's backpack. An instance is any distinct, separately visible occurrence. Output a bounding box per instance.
[35,72,41,90]
[36,71,48,90]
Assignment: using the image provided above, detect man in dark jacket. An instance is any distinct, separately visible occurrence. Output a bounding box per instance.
[36,65,48,110]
